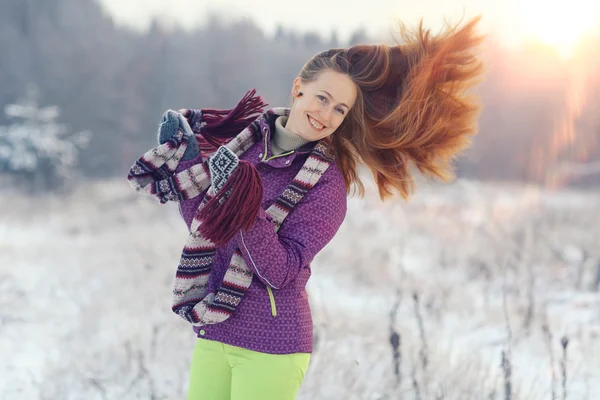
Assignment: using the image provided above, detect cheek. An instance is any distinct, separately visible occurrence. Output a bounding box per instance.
[302,97,321,111]
[331,114,346,130]
[294,98,311,115]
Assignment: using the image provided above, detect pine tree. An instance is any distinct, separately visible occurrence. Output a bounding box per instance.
[0,86,91,193]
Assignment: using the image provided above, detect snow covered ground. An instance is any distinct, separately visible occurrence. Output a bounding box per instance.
[1,177,599,399]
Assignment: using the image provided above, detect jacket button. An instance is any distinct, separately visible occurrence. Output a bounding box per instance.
[258,153,263,158]
[285,160,291,165]
[199,329,206,336]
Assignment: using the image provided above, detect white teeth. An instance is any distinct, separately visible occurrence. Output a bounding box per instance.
[308,116,324,130]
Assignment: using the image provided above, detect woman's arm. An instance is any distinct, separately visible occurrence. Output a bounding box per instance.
[235,168,347,289]
[174,152,207,229]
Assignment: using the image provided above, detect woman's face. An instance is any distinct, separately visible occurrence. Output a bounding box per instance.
[286,70,357,141]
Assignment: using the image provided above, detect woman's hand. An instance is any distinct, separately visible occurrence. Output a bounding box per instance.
[178,108,205,133]
[157,109,199,161]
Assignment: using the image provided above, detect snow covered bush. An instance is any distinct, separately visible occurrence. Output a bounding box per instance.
[0,87,91,193]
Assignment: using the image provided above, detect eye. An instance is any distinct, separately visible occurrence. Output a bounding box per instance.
[316,95,327,103]
[336,108,345,115]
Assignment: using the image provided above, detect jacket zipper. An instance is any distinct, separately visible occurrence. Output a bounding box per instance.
[261,126,286,318]
[266,286,278,317]
[261,127,295,162]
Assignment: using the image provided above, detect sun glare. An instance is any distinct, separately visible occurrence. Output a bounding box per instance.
[518,1,600,57]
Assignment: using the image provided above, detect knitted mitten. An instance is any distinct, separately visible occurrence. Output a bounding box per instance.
[157,110,199,161]
[208,146,239,193]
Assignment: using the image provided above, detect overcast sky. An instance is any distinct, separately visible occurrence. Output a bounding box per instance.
[97,0,600,52]
[97,0,519,42]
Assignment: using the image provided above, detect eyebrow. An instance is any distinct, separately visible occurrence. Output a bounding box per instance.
[321,91,350,110]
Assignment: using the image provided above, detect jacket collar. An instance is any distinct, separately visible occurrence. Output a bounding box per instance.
[259,108,319,160]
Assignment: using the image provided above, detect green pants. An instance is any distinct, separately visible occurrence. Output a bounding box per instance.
[186,338,311,400]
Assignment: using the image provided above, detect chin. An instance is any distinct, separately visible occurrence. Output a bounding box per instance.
[303,126,328,141]
[303,131,322,141]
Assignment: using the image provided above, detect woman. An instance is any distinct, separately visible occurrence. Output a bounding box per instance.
[128,16,484,400]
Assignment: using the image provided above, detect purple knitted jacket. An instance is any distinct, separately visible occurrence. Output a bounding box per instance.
[175,112,347,354]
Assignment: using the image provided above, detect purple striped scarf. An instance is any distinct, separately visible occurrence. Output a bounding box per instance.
[127,108,334,326]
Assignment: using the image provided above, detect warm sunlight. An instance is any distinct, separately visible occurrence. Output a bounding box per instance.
[518,0,600,57]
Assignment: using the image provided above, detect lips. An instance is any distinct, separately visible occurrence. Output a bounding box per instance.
[307,115,325,132]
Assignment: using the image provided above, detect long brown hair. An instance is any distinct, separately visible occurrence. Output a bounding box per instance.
[295,17,485,200]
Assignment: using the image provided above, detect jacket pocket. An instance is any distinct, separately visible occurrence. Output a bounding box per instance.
[266,286,277,317]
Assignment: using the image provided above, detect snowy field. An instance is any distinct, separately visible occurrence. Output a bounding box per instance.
[1,177,599,400]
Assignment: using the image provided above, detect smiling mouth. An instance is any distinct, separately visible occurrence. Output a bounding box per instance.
[307,115,326,132]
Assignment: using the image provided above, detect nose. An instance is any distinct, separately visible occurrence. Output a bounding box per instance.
[319,107,333,123]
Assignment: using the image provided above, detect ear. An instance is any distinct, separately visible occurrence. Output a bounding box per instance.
[291,77,302,98]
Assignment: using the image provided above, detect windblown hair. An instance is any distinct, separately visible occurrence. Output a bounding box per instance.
[296,17,485,200]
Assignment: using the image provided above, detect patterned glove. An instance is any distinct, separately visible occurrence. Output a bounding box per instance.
[178,109,205,133]
[208,146,239,193]
[157,109,199,161]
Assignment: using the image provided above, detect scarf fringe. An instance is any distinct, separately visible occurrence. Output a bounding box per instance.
[197,160,264,247]
[199,89,268,147]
